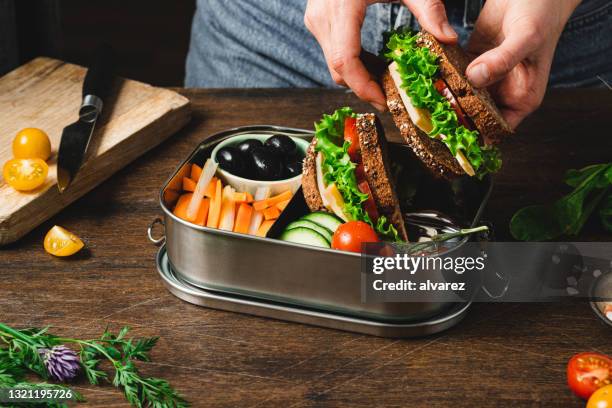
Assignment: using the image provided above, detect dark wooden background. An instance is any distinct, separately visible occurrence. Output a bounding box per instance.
[2,0,195,85]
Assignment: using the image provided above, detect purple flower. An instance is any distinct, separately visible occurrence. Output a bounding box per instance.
[38,345,80,381]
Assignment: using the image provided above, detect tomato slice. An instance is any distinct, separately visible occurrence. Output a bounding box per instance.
[355,162,366,184]
[434,79,473,130]
[3,158,48,192]
[44,226,84,257]
[568,352,612,399]
[358,180,380,222]
[344,117,360,162]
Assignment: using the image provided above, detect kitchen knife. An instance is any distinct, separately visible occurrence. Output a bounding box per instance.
[57,46,115,193]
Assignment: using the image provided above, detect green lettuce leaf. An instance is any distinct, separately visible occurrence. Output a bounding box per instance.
[314,108,402,242]
[383,30,501,178]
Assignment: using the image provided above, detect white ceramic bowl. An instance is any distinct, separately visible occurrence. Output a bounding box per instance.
[211,133,309,196]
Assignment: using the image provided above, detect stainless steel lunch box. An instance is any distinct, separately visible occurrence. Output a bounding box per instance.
[151,126,492,322]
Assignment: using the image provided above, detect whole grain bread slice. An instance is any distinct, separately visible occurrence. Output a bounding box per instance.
[382,69,464,179]
[416,32,513,144]
[357,114,408,241]
[302,138,325,212]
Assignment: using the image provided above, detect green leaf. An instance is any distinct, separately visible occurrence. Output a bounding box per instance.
[599,192,612,232]
[511,163,611,240]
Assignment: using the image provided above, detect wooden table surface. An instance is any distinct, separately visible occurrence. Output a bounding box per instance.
[1,88,611,407]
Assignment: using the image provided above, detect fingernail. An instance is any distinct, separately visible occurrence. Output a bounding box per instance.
[441,22,457,40]
[468,63,490,88]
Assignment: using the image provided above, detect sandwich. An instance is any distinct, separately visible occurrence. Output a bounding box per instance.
[302,108,408,242]
[381,30,512,179]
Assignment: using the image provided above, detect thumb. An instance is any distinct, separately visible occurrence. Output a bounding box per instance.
[466,32,535,88]
[403,0,458,44]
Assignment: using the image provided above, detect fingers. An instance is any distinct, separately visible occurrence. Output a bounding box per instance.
[329,1,387,110]
[466,25,540,88]
[304,0,386,110]
[487,62,546,129]
[402,0,458,44]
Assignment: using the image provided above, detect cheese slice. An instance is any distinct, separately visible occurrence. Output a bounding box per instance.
[389,62,433,134]
[315,152,349,221]
[439,134,476,176]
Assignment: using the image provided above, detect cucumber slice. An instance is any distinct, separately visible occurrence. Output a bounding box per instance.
[301,212,343,233]
[280,227,330,248]
[285,220,333,243]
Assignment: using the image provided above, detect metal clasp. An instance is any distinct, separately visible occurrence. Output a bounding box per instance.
[147,218,166,246]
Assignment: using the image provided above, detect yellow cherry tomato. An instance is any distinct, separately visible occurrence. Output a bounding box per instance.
[588,385,612,408]
[3,158,48,191]
[12,128,52,160]
[44,226,84,257]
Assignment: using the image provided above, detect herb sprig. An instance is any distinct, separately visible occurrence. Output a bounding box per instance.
[0,323,188,408]
[510,163,612,241]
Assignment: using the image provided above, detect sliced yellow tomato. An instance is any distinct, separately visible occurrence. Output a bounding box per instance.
[13,128,52,160]
[3,158,48,191]
[44,226,84,257]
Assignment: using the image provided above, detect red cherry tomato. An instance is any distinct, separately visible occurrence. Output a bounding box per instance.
[332,221,379,253]
[344,117,360,162]
[567,352,612,399]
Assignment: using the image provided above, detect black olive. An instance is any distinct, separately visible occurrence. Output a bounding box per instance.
[264,134,297,156]
[217,146,246,177]
[236,139,263,156]
[251,147,284,180]
[284,160,303,178]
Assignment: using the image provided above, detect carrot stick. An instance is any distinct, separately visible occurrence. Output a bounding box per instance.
[256,220,275,237]
[194,198,210,226]
[203,177,219,198]
[190,163,202,181]
[232,191,249,203]
[173,193,193,221]
[206,179,223,228]
[276,199,291,211]
[233,203,253,234]
[263,206,281,220]
[253,190,292,211]
[182,177,197,192]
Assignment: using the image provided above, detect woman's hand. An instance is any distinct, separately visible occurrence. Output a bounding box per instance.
[466,0,581,129]
[304,0,458,111]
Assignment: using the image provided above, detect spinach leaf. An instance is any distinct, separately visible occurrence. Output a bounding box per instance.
[599,192,612,232]
[510,163,612,241]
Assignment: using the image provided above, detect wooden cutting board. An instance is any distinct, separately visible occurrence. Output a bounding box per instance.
[0,57,191,245]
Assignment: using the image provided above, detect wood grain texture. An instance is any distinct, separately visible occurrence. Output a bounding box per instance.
[0,89,611,407]
[0,57,191,245]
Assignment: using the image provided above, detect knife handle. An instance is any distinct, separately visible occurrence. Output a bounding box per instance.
[82,45,115,103]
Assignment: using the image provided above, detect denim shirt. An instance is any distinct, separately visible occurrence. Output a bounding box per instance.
[185,0,612,88]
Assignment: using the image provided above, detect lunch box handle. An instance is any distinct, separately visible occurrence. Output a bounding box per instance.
[147,218,166,246]
[476,221,511,299]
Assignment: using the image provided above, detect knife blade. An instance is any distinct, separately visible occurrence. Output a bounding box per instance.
[57,45,114,193]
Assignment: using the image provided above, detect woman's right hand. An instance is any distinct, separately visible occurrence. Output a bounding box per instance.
[304,0,458,111]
